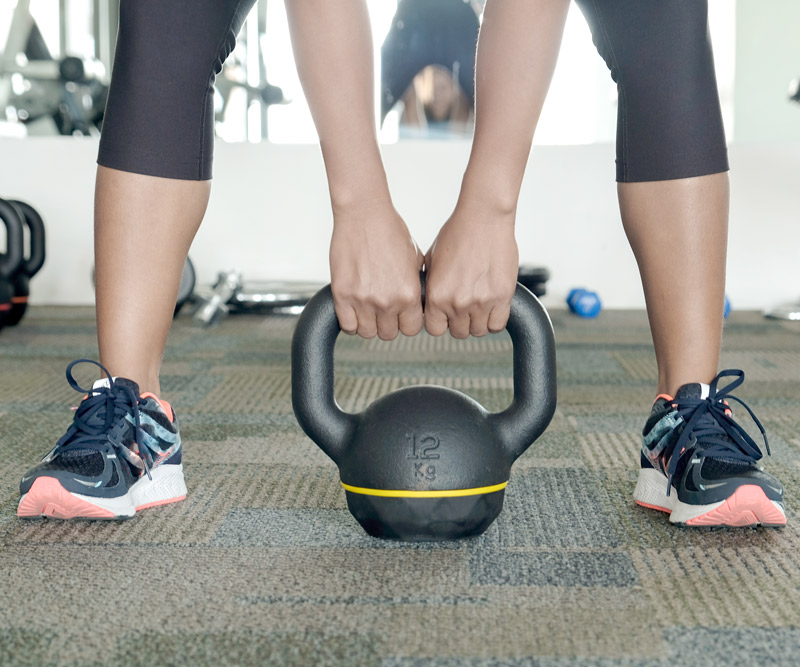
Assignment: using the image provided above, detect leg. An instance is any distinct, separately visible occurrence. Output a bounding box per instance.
[95,0,255,394]
[17,0,255,520]
[575,0,729,396]
[94,168,210,395]
[619,174,728,397]
[577,0,785,526]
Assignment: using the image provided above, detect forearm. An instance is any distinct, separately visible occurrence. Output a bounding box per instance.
[461,0,570,212]
[285,0,389,213]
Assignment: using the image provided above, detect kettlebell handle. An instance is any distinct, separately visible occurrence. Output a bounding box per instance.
[488,282,557,459]
[0,198,24,279]
[291,277,557,464]
[10,201,46,278]
[291,284,358,462]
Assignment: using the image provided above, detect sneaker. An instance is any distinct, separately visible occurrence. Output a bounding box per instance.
[17,359,187,520]
[633,369,786,527]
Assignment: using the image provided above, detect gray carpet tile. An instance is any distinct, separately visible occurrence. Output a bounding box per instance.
[1,307,798,666]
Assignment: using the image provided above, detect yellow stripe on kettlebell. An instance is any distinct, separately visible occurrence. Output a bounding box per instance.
[340,481,508,498]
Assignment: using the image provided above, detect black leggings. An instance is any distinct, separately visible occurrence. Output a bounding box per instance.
[98,0,728,183]
[98,0,256,180]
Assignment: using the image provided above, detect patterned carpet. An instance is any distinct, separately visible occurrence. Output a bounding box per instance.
[1,305,799,666]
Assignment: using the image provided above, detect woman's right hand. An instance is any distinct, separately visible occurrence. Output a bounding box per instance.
[330,198,424,340]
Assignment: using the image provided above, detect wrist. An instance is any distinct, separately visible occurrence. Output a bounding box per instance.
[328,174,393,214]
[459,169,522,217]
[321,139,392,214]
[330,190,398,225]
[455,182,519,224]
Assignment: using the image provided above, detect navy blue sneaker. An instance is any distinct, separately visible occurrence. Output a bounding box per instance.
[18,360,186,519]
[633,369,786,527]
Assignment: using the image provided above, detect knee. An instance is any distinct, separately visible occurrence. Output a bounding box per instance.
[116,0,248,89]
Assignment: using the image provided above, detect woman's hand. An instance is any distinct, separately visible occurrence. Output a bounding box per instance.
[424,198,519,338]
[330,198,424,340]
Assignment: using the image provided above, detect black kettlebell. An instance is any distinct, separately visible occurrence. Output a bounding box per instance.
[5,200,45,326]
[292,279,557,541]
[0,199,24,332]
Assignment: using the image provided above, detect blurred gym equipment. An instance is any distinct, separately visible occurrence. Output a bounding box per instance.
[566,288,602,319]
[0,0,109,136]
[789,77,800,104]
[516,265,550,297]
[193,270,323,326]
[213,0,287,142]
[4,199,45,326]
[0,198,24,332]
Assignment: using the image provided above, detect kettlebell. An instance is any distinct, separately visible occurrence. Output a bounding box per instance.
[292,279,557,541]
[0,199,24,332]
[5,200,45,326]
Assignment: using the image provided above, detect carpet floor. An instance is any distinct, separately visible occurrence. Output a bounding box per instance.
[1,306,799,666]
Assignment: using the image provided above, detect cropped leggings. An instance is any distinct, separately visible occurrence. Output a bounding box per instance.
[98,0,728,183]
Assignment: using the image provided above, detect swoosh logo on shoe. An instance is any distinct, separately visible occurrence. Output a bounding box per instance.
[73,479,103,488]
[698,483,726,490]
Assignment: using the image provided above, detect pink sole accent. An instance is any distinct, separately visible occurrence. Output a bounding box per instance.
[635,500,671,514]
[687,485,787,527]
[135,495,186,511]
[17,477,116,519]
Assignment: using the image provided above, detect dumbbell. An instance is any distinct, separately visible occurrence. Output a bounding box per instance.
[0,199,24,332]
[4,200,45,326]
[567,288,602,318]
[723,295,731,319]
[193,270,243,326]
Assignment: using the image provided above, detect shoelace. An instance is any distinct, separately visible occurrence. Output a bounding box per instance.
[663,369,769,494]
[54,359,155,479]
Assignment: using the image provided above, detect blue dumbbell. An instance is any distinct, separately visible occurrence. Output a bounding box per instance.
[567,288,602,318]
[723,295,731,319]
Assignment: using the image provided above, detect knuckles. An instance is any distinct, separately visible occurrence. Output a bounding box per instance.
[333,285,421,315]
[427,286,512,315]
[333,277,514,339]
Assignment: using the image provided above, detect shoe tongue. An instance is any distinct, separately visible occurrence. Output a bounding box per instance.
[91,376,141,397]
[674,382,710,401]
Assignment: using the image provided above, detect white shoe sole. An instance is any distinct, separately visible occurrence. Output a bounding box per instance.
[634,467,786,527]
[17,464,187,519]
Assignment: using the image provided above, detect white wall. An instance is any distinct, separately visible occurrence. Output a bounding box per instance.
[734,0,800,141]
[1,137,798,311]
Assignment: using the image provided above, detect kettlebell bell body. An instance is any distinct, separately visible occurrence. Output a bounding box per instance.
[0,199,25,331]
[292,282,557,541]
[6,200,46,326]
